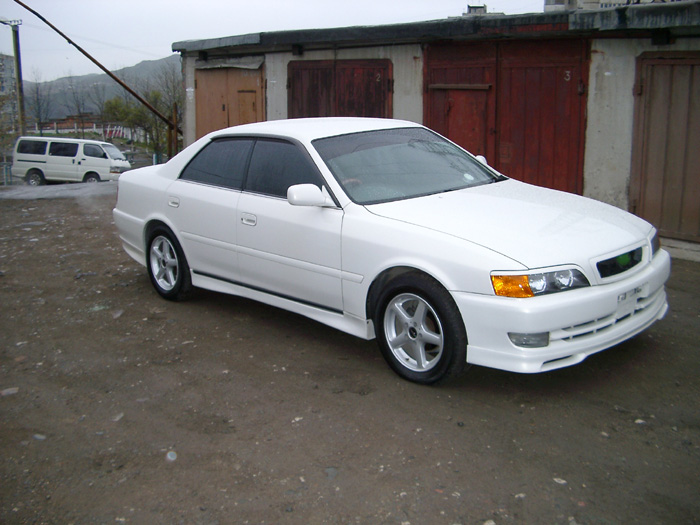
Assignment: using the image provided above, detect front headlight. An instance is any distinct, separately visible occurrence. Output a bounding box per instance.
[650,231,660,257]
[491,268,590,298]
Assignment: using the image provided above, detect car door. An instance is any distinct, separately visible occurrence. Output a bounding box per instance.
[237,139,344,312]
[81,143,109,178]
[47,141,80,181]
[165,138,254,284]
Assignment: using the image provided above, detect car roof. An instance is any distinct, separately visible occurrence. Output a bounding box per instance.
[16,136,113,146]
[207,117,423,143]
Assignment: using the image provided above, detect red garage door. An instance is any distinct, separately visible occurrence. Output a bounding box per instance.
[426,40,588,194]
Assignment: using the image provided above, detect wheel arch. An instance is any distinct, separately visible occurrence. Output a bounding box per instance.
[144,219,177,250]
[366,266,450,322]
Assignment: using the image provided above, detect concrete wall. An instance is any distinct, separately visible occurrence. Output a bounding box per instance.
[583,37,699,210]
[180,55,197,147]
[265,44,424,123]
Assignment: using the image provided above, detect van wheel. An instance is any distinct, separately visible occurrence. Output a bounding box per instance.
[26,170,45,186]
[84,173,100,183]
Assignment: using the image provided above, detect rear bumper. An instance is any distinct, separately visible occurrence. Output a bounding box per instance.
[453,249,671,373]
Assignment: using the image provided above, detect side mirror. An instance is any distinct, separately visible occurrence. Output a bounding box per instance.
[475,155,488,166]
[287,184,335,207]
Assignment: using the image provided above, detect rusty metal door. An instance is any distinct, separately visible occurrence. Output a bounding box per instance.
[631,53,700,242]
[335,60,393,117]
[426,42,497,159]
[288,59,392,118]
[195,68,264,139]
[426,40,587,194]
[497,41,587,194]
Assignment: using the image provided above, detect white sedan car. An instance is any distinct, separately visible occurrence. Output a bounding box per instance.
[113,118,670,384]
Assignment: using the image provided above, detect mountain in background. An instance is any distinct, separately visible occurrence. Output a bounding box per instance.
[26,54,181,120]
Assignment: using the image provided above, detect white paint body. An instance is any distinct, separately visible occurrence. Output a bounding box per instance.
[113,118,670,374]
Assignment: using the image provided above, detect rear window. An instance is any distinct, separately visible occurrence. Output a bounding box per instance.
[17,140,47,155]
[49,142,79,157]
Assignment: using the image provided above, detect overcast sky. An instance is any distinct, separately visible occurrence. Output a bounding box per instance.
[1,0,543,82]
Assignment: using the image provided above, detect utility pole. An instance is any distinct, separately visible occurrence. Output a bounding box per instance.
[0,17,26,136]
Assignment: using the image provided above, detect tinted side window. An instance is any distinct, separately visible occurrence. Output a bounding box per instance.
[17,140,47,155]
[49,142,79,157]
[246,140,322,198]
[84,144,106,158]
[180,138,253,190]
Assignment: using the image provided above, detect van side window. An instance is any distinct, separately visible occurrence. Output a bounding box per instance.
[84,144,107,159]
[18,140,47,155]
[49,142,79,157]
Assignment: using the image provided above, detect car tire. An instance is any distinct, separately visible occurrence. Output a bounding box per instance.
[146,228,192,301]
[26,170,45,186]
[374,273,468,384]
[84,173,100,183]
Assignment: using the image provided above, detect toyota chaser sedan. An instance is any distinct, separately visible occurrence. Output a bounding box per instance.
[113,118,670,384]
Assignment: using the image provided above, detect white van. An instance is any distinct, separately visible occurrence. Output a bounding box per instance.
[11,136,131,186]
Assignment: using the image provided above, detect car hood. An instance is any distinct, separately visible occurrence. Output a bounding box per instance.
[365,179,652,269]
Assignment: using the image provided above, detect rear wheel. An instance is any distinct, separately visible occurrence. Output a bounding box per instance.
[26,170,45,186]
[146,228,192,300]
[374,273,467,384]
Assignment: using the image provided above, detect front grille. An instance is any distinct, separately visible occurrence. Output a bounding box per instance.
[597,247,643,278]
[554,286,664,343]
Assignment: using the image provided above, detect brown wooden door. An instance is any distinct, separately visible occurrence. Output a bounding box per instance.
[288,59,392,119]
[631,53,700,242]
[195,68,264,139]
[426,40,587,194]
[287,61,334,118]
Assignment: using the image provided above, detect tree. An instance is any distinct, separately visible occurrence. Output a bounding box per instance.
[65,73,89,138]
[26,69,54,136]
[88,82,109,138]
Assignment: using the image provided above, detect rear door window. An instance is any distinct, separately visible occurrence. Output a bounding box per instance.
[180,138,254,190]
[17,140,47,155]
[49,142,79,157]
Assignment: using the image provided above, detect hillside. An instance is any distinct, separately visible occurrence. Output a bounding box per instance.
[25,54,181,120]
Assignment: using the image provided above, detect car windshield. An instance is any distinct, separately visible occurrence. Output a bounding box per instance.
[313,127,503,204]
[103,144,126,160]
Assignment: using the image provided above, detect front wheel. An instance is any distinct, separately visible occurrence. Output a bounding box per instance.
[84,173,100,183]
[146,228,192,300]
[374,273,467,384]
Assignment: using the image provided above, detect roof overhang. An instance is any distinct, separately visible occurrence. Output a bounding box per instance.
[172,1,700,57]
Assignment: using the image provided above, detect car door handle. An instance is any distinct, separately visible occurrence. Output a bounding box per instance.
[168,197,180,208]
[241,213,257,226]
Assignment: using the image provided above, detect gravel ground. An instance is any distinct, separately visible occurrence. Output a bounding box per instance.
[1,183,699,524]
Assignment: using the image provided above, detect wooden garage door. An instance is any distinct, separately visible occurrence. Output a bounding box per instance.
[195,67,264,139]
[631,52,700,242]
[426,40,588,194]
[288,59,393,119]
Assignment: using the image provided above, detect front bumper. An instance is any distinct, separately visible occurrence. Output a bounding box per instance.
[454,249,671,373]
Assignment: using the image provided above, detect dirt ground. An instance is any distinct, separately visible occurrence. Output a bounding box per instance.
[1,183,698,525]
